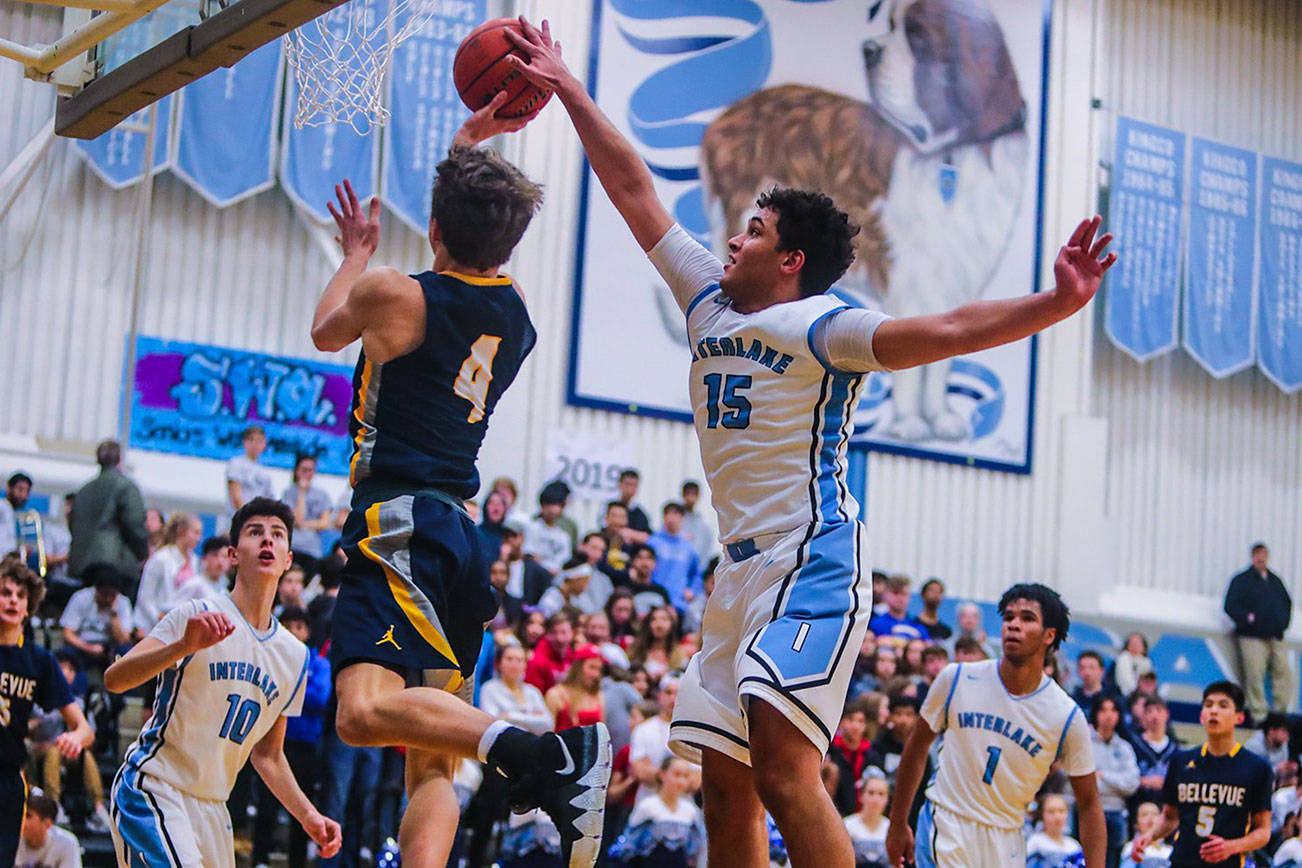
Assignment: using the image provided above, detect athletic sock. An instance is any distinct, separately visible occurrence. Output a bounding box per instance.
[481,722,541,777]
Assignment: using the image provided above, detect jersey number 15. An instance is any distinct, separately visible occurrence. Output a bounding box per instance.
[703,373,752,429]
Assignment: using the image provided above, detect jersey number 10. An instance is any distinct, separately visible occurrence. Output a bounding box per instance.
[218,693,261,745]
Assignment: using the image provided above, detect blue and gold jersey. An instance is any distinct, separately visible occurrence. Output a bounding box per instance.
[1161,742,1271,867]
[348,271,536,499]
[0,637,71,770]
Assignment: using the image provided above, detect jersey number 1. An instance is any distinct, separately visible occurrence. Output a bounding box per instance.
[982,746,1002,785]
[454,335,502,423]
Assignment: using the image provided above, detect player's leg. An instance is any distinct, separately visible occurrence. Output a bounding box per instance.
[190,797,236,868]
[749,699,854,868]
[0,770,25,867]
[699,747,767,867]
[399,748,460,868]
[334,662,494,755]
[109,771,205,867]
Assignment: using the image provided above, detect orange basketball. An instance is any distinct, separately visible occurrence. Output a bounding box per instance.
[453,18,553,119]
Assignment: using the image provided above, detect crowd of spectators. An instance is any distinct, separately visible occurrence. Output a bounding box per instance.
[3,435,1300,868]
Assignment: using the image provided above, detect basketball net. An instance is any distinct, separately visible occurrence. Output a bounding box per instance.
[284,0,440,133]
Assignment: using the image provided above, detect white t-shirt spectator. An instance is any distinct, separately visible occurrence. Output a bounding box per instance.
[44,519,72,587]
[16,825,82,868]
[135,544,199,634]
[59,586,133,646]
[522,519,572,574]
[1025,830,1082,867]
[279,484,334,557]
[478,678,552,735]
[171,575,229,606]
[1273,786,1300,835]
[1121,838,1172,867]
[0,498,15,554]
[1274,838,1302,867]
[226,455,274,509]
[630,715,673,800]
[843,815,889,867]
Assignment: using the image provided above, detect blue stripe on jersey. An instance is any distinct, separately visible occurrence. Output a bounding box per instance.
[282,646,311,715]
[1054,705,1080,763]
[685,283,720,318]
[915,801,938,868]
[804,307,849,372]
[942,663,964,730]
[111,772,177,868]
[125,657,189,772]
[814,374,856,524]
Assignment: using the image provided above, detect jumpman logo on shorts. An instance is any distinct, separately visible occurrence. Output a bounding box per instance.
[376,625,402,650]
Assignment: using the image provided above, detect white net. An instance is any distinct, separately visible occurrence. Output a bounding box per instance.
[284,0,443,133]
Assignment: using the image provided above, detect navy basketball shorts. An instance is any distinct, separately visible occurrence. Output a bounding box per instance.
[332,489,496,696]
[669,520,872,766]
[0,768,25,867]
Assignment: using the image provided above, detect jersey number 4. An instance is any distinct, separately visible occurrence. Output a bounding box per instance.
[703,373,752,429]
[454,335,502,424]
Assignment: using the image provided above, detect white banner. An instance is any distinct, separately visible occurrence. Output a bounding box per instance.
[542,428,635,499]
[568,0,1051,473]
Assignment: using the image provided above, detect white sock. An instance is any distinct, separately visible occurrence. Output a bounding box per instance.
[477,719,512,763]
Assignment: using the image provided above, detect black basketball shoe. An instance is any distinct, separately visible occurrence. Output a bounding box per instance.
[508,722,612,868]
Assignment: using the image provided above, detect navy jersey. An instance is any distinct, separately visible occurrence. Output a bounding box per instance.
[0,639,72,769]
[1161,743,1271,867]
[348,271,536,499]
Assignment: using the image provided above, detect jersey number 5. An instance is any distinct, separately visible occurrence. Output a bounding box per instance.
[1196,805,1216,836]
[703,373,752,429]
[454,335,502,423]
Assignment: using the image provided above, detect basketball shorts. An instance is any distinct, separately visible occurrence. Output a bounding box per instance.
[332,487,496,694]
[0,768,26,868]
[915,801,1027,868]
[110,768,234,868]
[669,520,870,765]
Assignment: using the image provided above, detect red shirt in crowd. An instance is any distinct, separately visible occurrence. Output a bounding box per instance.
[525,639,574,693]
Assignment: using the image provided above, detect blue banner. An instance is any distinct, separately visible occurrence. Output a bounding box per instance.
[127,336,355,476]
[1105,117,1185,361]
[1183,138,1258,377]
[173,41,283,207]
[382,2,482,232]
[280,0,384,222]
[1258,156,1302,392]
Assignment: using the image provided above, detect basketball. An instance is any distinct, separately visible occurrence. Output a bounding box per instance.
[453,18,553,119]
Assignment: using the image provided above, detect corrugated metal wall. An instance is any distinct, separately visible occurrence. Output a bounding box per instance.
[1092,0,1302,599]
[0,0,1296,604]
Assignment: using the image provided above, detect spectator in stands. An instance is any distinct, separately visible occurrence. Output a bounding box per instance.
[606,588,638,647]
[537,560,597,616]
[134,511,202,635]
[583,610,630,670]
[1114,632,1154,697]
[681,558,716,635]
[918,645,950,694]
[59,563,133,671]
[953,602,997,658]
[308,562,340,648]
[523,480,573,574]
[828,699,873,816]
[610,469,652,545]
[144,508,166,554]
[630,676,680,791]
[843,767,890,867]
[1129,695,1181,817]
[865,694,920,783]
[599,501,633,575]
[1090,695,1139,868]
[1247,711,1293,773]
[16,792,81,868]
[225,425,274,511]
[613,755,705,868]
[868,575,929,649]
[515,610,547,652]
[545,644,607,731]
[1026,792,1083,868]
[488,476,529,527]
[1072,650,1116,712]
[172,535,232,605]
[29,651,110,832]
[502,520,552,606]
[678,480,715,567]
[280,453,333,568]
[627,605,686,682]
[621,545,673,617]
[1225,542,1295,720]
[251,608,330,868]
[647,503,701,612]
[0,473,18,554]
[525,611,575,693]
[1119,801,1172,867]
[41,494,77,612]
[490,558,525,628]
[853,646,899,697]
[952,635,988,662]
[68,440,149,587]
[2,473,40,568]
[566,533,614,615]
[913,578,952,641]
[274,561,307,618]
[481,643,553,734]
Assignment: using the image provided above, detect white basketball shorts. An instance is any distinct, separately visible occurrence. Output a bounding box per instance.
[915,800,1028,868]
[669,520,870,765]
[111,768,235,868]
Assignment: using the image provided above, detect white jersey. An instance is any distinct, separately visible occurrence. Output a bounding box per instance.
[648,225,890,544]
[120,594,309,801]
[921,660,1094,830]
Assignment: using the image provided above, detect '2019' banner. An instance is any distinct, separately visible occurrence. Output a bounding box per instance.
[568,0,1051,473]
[127,336,355,475]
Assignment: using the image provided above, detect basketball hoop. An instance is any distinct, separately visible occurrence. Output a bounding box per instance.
[284,0,440,133]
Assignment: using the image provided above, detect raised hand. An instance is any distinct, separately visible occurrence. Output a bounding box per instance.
[453,90,541,148]
[181,610,235,654]
[1052,215,1116,313]
[327,179,380,260]
[503,17,573,94]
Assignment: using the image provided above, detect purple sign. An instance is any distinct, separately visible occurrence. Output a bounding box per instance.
[128,335,355,475]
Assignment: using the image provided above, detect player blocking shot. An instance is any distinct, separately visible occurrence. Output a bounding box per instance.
[505,16,1115,868]
[309,95,610,868]
[1129,681,1271,867]
[103,498,341,868]
[887,584,1106,867]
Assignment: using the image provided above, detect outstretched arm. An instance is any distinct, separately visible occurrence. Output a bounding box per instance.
[103,610,234,693]
[251,716,342,859]
[506,17,674,252]
[885,716,937,867]
[1069,772,1108,868]
[871,217,1117,370]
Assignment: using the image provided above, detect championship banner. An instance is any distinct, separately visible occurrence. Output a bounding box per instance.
[172,40,284,207]
[279,0,385,223]
[1257,157,1302,393]
[1182,138,1257,377]
[382,1,483,232]
[127,336,355,475]
[542,428,636,499]
[1104,117,1185,362]
[569,0,1051,473]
